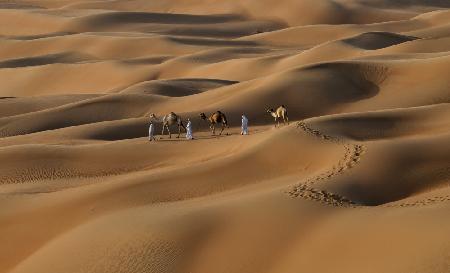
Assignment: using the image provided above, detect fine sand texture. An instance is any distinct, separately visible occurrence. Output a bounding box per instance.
[0,1,449,273]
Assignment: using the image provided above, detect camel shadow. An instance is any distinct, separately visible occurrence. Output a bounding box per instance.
[156,133,232,141]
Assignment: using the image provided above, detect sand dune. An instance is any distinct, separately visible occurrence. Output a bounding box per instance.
[307,103,450,140]
[0,1,449,273]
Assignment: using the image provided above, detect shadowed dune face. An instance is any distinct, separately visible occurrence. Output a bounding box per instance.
[342,32,418,49]
[119,78,239,96]
[357,0,450,9]
[0,1,450,273]
[0,52,95,68]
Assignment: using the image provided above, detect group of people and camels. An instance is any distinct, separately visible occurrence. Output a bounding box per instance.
[148,105,289,140]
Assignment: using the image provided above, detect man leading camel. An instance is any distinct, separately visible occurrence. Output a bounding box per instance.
[241,114,249,135]
[186,118,194,140]
[148,120,156,141]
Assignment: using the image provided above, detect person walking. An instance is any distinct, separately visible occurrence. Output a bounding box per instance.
[148,121,156,141]
[186,118,194,140]
[241,114,248,135]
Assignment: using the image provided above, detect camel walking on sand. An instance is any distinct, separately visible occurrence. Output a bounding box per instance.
[150,112,186,138]
[200,111,228,135]
[267,105,289,127]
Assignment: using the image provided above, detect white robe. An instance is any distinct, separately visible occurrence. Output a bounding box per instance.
[186,120,193,140]
[241,115,248,135]
[148,123,155,140]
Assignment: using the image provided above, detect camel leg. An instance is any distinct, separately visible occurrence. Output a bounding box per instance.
[167,125,172,139]
[161,123,166,137]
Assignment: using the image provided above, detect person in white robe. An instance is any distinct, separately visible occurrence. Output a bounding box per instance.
[148,121,156,141]
[186,118,194,140]
[241,114,248,135]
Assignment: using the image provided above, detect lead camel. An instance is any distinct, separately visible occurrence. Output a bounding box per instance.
[149,112,186,138]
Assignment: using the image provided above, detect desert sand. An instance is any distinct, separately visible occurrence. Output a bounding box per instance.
[0,0,449,272]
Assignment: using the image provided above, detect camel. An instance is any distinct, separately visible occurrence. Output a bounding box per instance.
[267,105,289,127]
[199,111,228,135]
[149,112,186,138]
